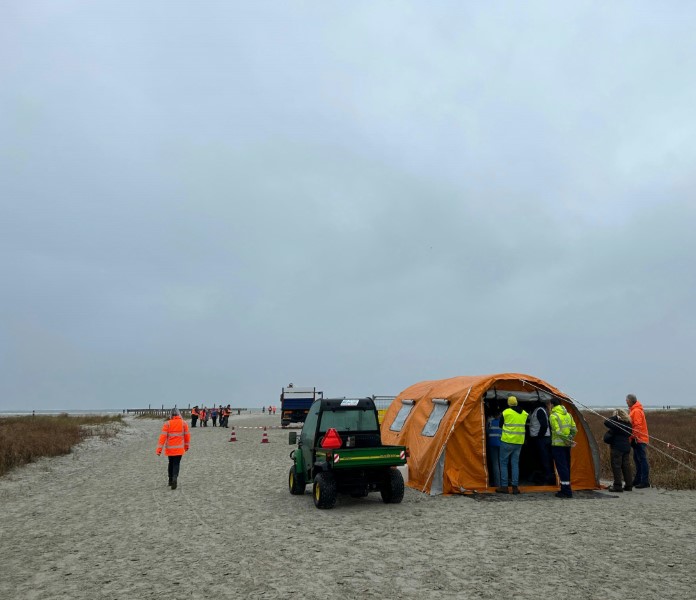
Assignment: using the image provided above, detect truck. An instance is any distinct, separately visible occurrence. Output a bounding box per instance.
[280,384,323,428]
[287,396,408,509]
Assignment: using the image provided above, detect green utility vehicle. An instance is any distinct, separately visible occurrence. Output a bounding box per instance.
[288,397,408,509]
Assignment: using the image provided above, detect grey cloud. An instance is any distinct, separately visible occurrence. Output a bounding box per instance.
[1,1,695,410]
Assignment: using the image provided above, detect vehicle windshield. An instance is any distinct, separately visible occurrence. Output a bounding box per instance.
[319,408,379,432]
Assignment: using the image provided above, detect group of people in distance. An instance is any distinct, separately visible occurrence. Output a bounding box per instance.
[486,393,650,499]
[262,405,277,415]
[190,405,231,428]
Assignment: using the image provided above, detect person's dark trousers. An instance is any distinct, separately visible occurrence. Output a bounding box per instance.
[551,446,572,497]
[632,443,650,486]
[611,448,633,488]
[168,455,182,482]
[212,417,217,427]
[487,445,501,487]
[531,436,555,484]
[191,416,198,428]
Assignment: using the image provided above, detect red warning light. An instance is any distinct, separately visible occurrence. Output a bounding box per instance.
[321,428,343,449]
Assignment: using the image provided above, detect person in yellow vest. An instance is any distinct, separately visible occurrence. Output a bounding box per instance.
[496,396,528,495]
[156,408,190,490]
[546,398,577,498]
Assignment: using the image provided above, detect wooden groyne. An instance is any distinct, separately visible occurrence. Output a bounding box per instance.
[125,407,248,417]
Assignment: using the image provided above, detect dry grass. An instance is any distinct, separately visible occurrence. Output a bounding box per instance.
[583,408,696,490]
[0,414,124,477]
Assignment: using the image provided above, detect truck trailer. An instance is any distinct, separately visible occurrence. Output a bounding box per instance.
[280,385,323,428]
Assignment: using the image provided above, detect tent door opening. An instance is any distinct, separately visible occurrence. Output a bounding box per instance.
[484,395,555,488]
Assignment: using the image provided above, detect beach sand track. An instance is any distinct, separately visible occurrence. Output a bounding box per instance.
[1,414,695,599]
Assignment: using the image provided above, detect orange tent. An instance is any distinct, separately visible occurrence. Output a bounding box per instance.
[380,373,600,495]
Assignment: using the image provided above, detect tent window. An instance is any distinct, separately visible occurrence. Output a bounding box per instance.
[390,400,415,432]
[421,399,449,437]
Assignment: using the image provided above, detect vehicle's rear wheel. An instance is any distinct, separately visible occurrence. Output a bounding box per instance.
[313,472,338,509]
[289,465,306,495]
[380,468,405,504]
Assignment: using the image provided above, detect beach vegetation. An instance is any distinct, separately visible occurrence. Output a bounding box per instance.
[0,414,124,477]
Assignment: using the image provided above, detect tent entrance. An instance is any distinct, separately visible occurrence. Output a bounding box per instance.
[484,390,556,488]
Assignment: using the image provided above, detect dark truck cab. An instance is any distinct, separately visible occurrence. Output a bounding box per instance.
[288,397,407,509]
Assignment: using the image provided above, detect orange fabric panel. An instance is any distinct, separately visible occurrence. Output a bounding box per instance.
[564,403,598,489]
[443,397,487,492]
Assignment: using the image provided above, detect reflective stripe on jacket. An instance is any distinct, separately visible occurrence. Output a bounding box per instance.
[549,405,577,447]
[501,408,529,445]
[157,416,190,456]
[487,417,502,447]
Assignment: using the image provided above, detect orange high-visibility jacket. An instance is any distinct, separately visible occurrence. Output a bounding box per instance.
[629,401,649,444]
[191,408,199,417]
[157,416,191,456]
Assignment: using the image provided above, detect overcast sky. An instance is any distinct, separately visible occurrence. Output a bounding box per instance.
[2,1,695,411]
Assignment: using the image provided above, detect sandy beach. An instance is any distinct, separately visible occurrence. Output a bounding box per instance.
[1,413,694,600]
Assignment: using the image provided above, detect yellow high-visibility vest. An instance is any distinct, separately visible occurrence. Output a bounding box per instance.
[501,408,529,445]
[550,406,577,446]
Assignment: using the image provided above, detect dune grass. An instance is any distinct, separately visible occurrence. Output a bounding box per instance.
[583,408,696,490]
[0,414,124,477]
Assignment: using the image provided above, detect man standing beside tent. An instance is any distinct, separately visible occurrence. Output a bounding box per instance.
[546,398,577,498]
[626,393,650,488]
[496,396,528,495]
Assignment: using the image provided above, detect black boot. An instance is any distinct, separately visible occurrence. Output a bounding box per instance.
[168,479,173,486]
[171,479,177,490]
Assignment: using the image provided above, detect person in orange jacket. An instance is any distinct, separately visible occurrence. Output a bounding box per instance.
[156,408,190,490]
[191,406,199,428]
[626,394,650,488]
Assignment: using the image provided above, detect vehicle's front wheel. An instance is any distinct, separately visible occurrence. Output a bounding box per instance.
[289,465,306,495]
[380,468,405,504]
[313,472,338,509]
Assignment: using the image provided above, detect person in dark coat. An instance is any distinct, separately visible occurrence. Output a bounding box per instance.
[603,409,634,492]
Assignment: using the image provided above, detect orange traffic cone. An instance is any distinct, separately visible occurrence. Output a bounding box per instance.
[261,427,269,443]
[229,427,237,442]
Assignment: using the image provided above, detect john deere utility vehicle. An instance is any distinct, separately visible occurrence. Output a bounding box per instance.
[288,397,407,509]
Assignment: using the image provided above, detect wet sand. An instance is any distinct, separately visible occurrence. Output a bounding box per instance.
[1,413,694,599]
